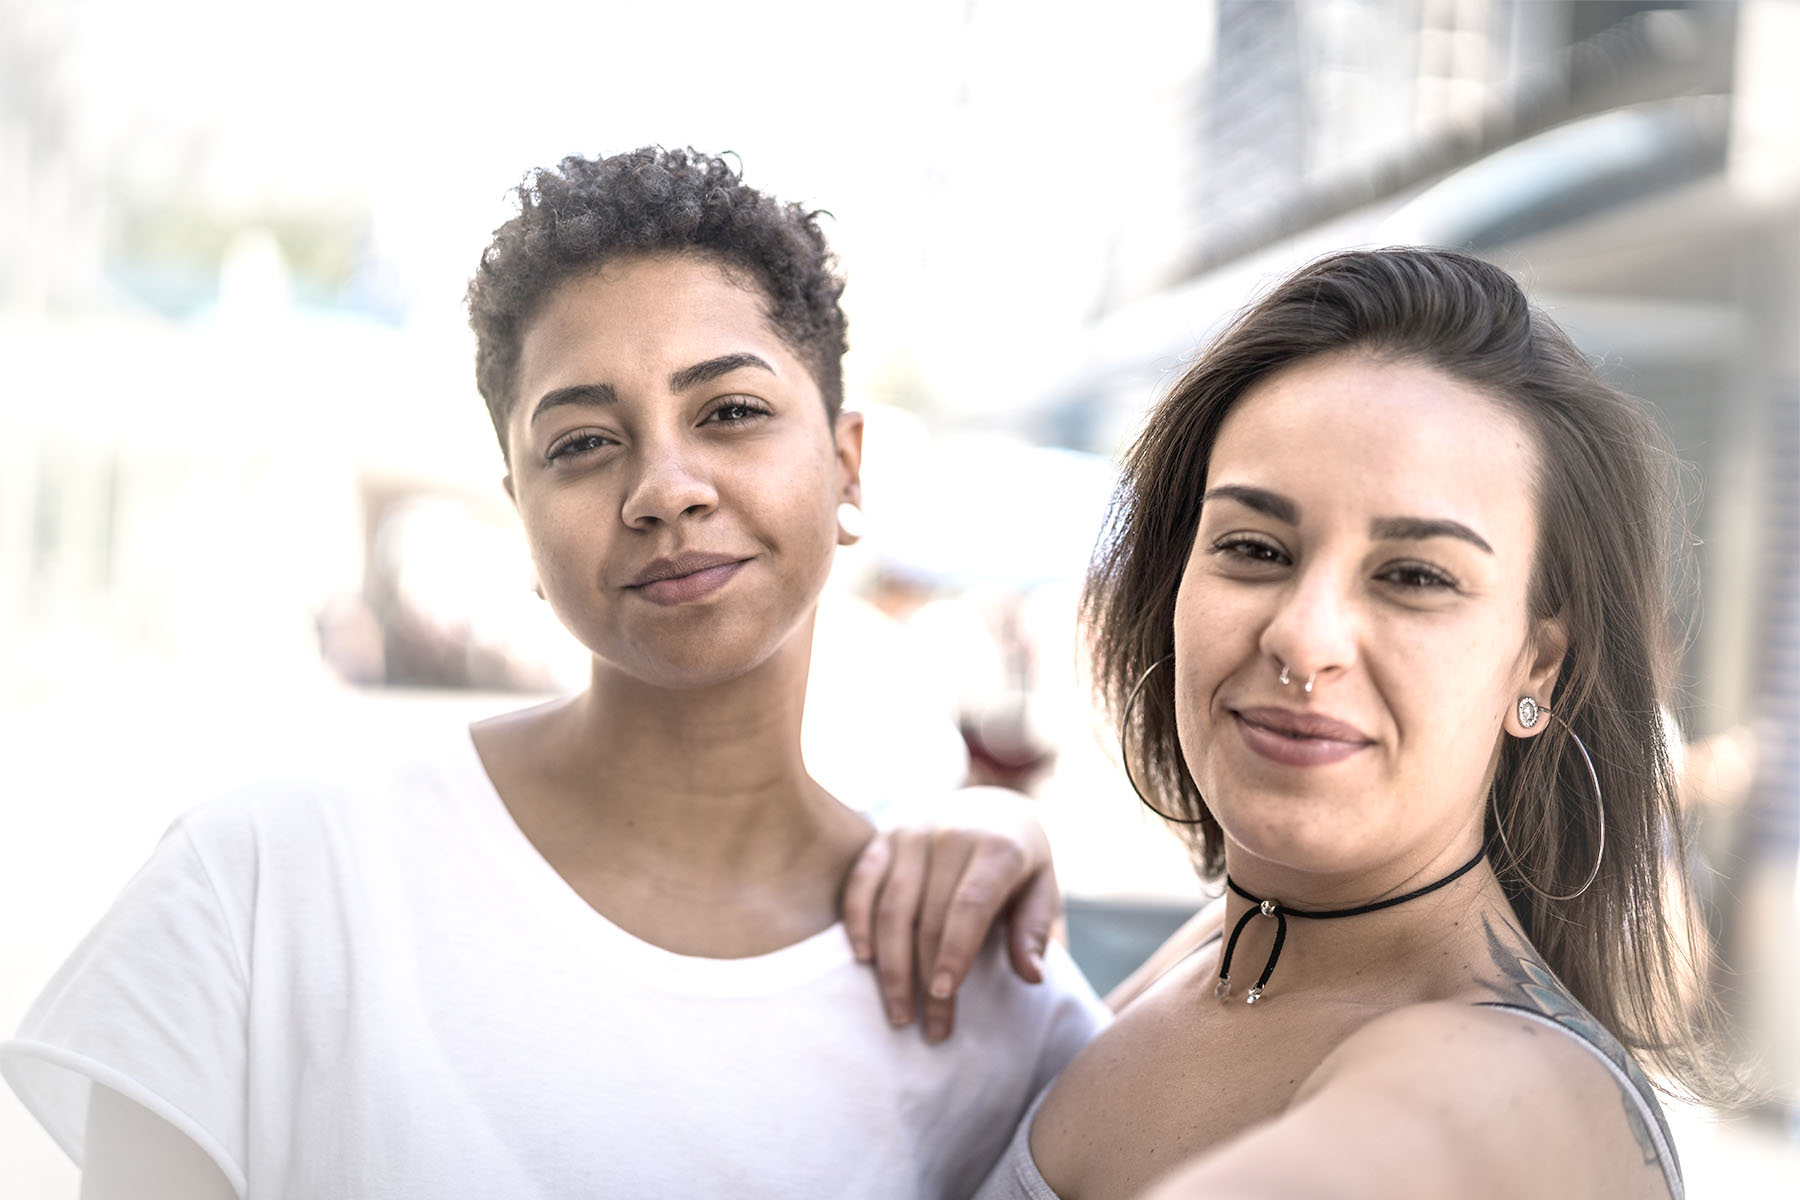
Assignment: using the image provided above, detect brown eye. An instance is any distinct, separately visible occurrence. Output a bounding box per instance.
[1213,536,1288,566]
[703,398,770,425]
[1379,562,1456,590]
[546,431,616,462]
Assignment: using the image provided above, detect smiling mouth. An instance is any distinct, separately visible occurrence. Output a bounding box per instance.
[625,557,748,606]
[1232,707,1372,766]
[626,552,745,587]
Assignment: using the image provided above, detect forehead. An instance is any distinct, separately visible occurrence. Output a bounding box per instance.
[1209,352,1541,547]
[511,254,803,410]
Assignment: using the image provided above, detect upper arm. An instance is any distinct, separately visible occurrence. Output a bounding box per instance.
[1139,1005,1670,1200]
[82,1085,238,1200]
[6,820,253,1191]
[1104,901,1220,1012]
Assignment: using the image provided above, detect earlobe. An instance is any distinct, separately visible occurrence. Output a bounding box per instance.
[502,473,517,506]
[1508,695,1549,739]
[1509,617,1569,738]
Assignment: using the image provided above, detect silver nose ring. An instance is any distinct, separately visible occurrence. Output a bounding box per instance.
[1278,663,1316,692]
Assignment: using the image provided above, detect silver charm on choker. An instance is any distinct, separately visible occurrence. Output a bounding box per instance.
[1214,850,1487,1005]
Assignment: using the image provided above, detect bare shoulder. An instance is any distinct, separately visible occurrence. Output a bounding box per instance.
[1142,998,1673,1200]
[1312,997,1622,1091]
[469,694,576,755]
[469,695,585,790]
[1282,999,1674,1199]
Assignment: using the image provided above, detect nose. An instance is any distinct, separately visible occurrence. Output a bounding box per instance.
[1258,564,1359,690]
[620,437,718,528]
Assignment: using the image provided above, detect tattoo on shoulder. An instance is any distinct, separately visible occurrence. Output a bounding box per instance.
[1475,915,1664,1171]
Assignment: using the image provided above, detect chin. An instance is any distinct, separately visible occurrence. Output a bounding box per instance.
[593,620,810,691]
[1212,791,1372,873]
[596,648,769,692]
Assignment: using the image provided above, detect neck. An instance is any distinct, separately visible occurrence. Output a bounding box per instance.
[1212,841,1501,1004]
[498,615,866,883]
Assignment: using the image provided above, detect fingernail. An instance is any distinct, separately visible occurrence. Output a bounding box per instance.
[929,971,955,1000]
[889,1005,911,1026]
[925,1020,948,1043]
[851,942,870,963]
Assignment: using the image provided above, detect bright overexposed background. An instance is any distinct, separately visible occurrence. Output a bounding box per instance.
[3,0,1797,1194]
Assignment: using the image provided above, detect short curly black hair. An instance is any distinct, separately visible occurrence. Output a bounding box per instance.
[465,146,849,458]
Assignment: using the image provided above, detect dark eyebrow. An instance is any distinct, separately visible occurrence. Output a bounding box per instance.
[669,352,775,392]
[1204,485,1494,554]
[530,382,617,426]
[1201,485,1298,524]
[1370,516,1494,554]
[527,352,774,428]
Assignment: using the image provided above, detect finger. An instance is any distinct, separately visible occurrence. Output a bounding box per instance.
[926,839,1028,1005]
[840,832,895,963]
[920,987,958,1045]
[1006,865,1061,984]
[914,833,972,999]
[917,835,975,1043]
[873,829,930,1026]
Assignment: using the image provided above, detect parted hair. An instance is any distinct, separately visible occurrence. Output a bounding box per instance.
[466,146,848,458]
[1083,246,1736,1103]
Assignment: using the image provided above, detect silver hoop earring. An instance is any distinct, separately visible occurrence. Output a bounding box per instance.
[1493,699,1604,901]
[1119,655,1204,826]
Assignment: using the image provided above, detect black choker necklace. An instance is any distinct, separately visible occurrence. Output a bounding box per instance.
[1215,849,1487,1005]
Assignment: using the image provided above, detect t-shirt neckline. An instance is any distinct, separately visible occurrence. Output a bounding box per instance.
[451,722,857,996]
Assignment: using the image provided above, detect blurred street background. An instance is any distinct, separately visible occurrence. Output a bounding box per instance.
[3,0,1797,1194]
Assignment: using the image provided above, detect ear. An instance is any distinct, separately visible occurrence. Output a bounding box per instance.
[502,472,516,507]
[833,409,864,508]
[1507,615,1569,738]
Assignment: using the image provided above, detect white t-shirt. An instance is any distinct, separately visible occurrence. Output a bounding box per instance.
[1,728,1109,1199]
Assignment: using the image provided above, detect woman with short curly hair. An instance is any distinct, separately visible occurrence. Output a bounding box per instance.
[3,147,1108,1200]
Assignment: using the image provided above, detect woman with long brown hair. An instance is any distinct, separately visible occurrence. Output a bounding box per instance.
[975,247,1737,1200]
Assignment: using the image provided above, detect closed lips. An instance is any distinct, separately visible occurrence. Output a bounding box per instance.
[1234,708,1372,743]
[625,552,745,587]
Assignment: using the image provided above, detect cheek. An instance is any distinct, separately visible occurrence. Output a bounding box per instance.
[746,450,840,570]
[1381,623,1515,772]
[1170,568,1242,756]
[1172,558,1260,679]
[520,494,599,577]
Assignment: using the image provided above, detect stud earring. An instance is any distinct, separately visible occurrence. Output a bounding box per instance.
[1517,696,1540,728]
[1303,674,1315,694]
[1278,665,1291,687]
[836,501,866,544]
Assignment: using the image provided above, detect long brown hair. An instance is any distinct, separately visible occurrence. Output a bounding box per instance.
[1083,247,1738,1103]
